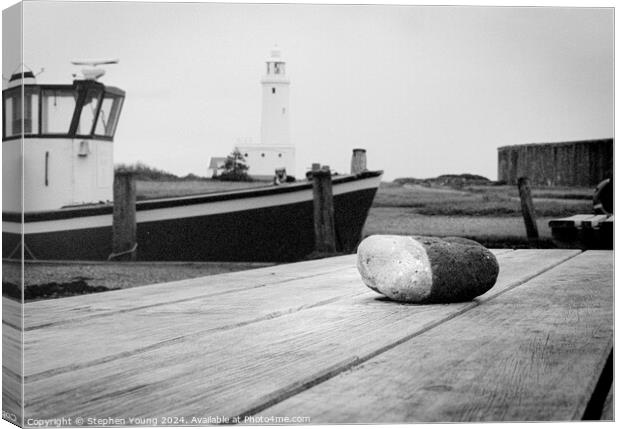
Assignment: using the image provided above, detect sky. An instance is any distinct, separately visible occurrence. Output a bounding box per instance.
[3,1,614,181]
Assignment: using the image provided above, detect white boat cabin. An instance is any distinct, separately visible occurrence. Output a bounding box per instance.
[2,71,125,212]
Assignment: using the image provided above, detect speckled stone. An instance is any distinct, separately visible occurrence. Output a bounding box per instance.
[357,235,499,303]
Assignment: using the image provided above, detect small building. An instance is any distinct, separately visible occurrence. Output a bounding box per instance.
[207,157,227,178]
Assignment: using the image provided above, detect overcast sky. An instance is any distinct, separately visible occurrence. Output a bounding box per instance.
[5,1,614,180]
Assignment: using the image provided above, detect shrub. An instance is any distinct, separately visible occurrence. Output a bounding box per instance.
[216,149,252,182]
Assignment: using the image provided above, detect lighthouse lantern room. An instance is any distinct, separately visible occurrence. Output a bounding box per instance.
[2,64,125,212]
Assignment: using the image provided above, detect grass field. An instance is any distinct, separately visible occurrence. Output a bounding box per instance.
[372,182,591,217]
[363,182,591,246]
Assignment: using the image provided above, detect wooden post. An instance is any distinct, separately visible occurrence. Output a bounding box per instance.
[112,171,137,261]
[312,166,337,254]
[351,148,367,174]
[518,177,539,241]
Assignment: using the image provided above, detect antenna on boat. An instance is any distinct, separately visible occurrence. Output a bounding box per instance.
[71,58,119,81]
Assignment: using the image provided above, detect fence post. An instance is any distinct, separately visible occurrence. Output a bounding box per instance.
[517,177,539,241]
[350,148,367,174]
[312,166,337,254]
[112,171,137,261]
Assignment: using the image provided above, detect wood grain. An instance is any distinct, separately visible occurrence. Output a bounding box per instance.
[2,321,22,424]
[23,269,365,380]
[22,250,578,420]
[23,253,518,379]
[263,251,613,422]
[3,296,22,330]
[23,254,361,330]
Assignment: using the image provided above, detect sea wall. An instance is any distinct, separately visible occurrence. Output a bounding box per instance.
[497,139,613,187]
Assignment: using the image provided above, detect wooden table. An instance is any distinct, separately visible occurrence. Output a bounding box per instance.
[3,249,613,424]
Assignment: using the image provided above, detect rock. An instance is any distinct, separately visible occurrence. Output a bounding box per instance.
[356,235,499,303]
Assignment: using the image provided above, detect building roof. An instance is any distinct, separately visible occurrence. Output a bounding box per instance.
[208,157,227,169]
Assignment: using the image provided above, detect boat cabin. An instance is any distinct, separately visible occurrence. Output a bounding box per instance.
[2,71,125,212]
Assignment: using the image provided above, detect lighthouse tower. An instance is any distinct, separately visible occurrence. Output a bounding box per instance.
[237,46,295,179]
[261,46,290,147]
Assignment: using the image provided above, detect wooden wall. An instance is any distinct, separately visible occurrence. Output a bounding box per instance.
[497,139,613,187]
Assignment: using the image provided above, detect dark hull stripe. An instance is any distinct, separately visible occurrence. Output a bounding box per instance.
[2,188,378,262]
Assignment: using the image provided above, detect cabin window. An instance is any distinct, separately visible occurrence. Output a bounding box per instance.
[41,89,77,134]
[76,88,103,136]
[3,87,39,138]
[3,83,125,141]
[94,94,123,137]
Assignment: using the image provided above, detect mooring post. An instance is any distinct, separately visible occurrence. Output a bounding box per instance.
[312,165,337,254]
[517,177,539,241]
[350,148,367,174]
[112,171,137,261]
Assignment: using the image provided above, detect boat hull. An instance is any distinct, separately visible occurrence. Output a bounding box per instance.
[3,172,381,262]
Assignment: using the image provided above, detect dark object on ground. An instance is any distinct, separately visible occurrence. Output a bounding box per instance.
[3,279,119,302]
[357,235,499,303]
[593,178,613,214]
[549,214,613,250]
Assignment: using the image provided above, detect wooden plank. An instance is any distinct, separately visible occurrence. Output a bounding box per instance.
[23,250,578,419]
[23,250,514,331]
[549,214,597,228]
[3,296,22,330]
[2,365,22,425]
[23,269,364,380]
[2,297,23,424]
[3,323,22,424]
[263,251,613,422]
[582,214,610,229]
[24,250,513,381]
[23,254,361,330]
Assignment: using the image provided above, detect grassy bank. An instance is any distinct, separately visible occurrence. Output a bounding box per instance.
[373,182,591,217]
[363,181,592,247]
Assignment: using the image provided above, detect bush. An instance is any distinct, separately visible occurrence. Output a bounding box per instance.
[115,162,208,181]
[216,171,254,182]
[115,162,179,181]
[216,149,252,182]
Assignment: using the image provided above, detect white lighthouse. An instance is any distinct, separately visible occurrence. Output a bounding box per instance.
[237,46,295,179]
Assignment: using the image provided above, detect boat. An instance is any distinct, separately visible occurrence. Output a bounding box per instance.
[2,62,382,262]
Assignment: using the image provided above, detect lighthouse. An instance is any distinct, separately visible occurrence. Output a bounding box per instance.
[236,46,295,179]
